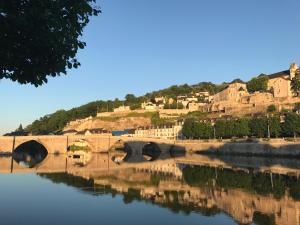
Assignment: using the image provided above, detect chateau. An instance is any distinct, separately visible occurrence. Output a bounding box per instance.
[201,63,300,115]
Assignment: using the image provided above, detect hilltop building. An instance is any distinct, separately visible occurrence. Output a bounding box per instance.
[201,63,300,114]
[267,63,298,98]
[213,81,248,104]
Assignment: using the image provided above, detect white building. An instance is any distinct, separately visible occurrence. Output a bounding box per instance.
[113,105,131,112]
[141,102,158,110]
[133,123,183,140]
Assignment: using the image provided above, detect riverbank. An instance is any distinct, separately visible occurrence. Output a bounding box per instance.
[176,138,300,157]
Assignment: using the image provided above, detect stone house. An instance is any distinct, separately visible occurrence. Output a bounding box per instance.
[154,96,166,104]
[213,81,248,103]
[141,102,157,110]
[266,63,299,98]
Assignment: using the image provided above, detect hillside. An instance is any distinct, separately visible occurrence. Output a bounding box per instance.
[25,82,224,135]
[64,115,152,132]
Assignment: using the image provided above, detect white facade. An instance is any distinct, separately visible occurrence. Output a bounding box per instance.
[133,124,183,140]
[113,105,131,112]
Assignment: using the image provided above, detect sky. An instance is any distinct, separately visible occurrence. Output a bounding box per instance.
[1,0,300,134]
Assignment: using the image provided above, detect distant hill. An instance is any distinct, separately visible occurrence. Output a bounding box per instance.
[24,81,234,135]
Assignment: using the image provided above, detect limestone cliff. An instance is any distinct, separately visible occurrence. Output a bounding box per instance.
[63,116,151,132]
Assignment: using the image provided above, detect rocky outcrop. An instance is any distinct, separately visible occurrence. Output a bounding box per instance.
[64,116,151,132]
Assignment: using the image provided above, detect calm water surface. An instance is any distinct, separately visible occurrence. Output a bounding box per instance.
[1,144,300,225]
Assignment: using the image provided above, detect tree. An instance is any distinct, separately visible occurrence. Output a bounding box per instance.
[234,118,250,137]
[194,122,213,139]
[0,0,100,86]
[215,119,249,139]
[268,116,281,138]
[249,117,267,138]
[182,118,196,139]
[291,71,300,95]
[16,124,24,132]
[282,113,300,137]
[267,104,276,113]
[215,120,227,139]
[246,75,269,93]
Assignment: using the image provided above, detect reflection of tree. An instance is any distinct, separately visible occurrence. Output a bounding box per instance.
[38,172,221,216]
[253,212,276,225]
[183,165,300,200]
[123,188,142,204]
[39,173,93,189]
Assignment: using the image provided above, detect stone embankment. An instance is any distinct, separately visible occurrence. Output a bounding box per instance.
[182,138,300,157]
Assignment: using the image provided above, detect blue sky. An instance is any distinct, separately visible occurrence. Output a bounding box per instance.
[1,0,300,134]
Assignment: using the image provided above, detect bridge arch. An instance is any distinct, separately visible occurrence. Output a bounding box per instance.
[142,142,162,161]
[13,140,48,168]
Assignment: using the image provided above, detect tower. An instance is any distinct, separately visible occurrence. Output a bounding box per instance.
[290,63,298,80]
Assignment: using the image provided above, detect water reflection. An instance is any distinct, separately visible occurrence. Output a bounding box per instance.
[2,149,300,225]
[12,140,48,168]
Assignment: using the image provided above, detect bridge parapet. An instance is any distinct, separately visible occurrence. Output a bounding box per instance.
[0,135,181,155]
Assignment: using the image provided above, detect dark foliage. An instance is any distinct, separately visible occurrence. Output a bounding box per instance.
[0,0,100,86]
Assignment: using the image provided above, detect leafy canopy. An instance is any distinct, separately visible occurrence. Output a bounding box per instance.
[0,0,100,86]
[246,74,269,93]
[291,71,300,94]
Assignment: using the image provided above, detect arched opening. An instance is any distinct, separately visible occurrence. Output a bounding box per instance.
[142,142,161,161]
[67,139,92,167]
[113,143,133,163]
[13,140,48,168]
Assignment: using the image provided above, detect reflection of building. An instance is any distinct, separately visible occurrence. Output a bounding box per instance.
[92,166,300,225]
[133,123,183,140]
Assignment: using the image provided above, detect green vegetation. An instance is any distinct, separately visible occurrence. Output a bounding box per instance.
[26,99,148,134]
[151,112,175,126]
[182,115,289,139]
[246,74,269,93]
[267,104,276,113]
[182,118,213,139]
[214,118,250,138]
[281,112,300,138]
[68,144,90,152]
[291,71,300,94]
[183,165,300,201]
[1,0,100,86]
[146,82,228,99]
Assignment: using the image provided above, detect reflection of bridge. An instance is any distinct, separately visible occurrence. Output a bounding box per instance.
[3,150,300,178]
[0,153,182,176]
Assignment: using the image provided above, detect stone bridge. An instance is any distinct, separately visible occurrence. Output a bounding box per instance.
[3,135,300,157]
[0,135,185,155]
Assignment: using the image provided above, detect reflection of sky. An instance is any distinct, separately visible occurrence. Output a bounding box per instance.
[1,0,300,134]
[0,174,234,225]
